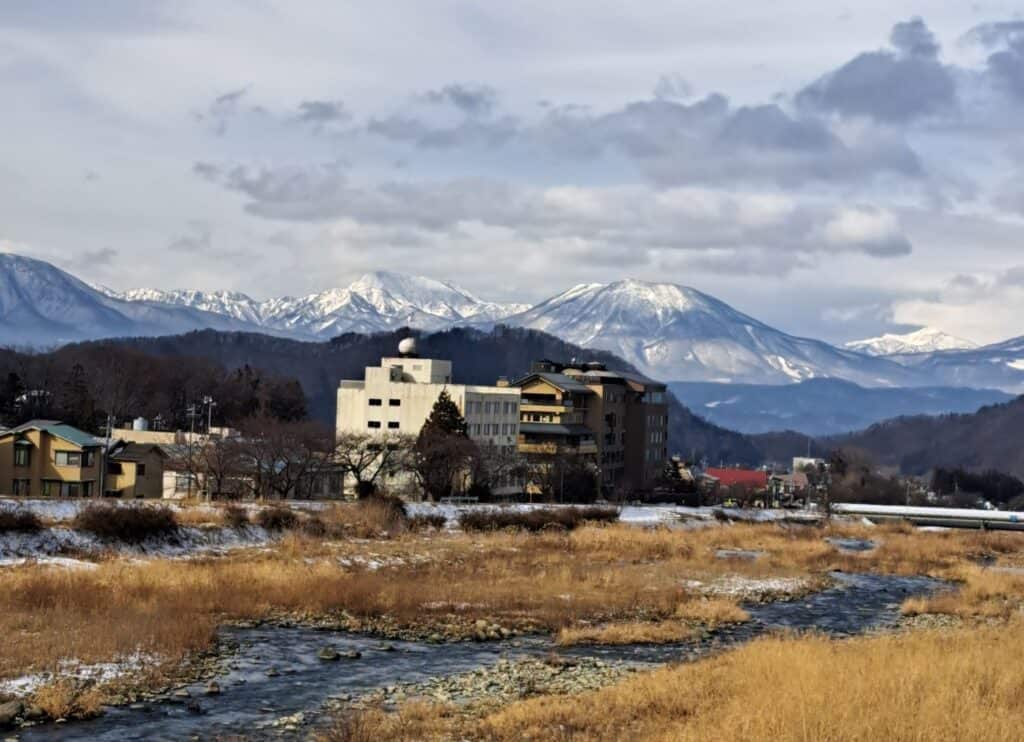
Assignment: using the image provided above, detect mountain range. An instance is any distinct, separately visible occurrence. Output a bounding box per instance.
[844,327,977,356]
[4,252,1024,396]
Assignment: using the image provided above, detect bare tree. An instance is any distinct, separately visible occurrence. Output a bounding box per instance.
[237,417,335,500]
[334,432,414,498]
[198,434,248,500]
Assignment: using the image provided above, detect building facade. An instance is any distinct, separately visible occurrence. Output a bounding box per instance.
[0,421,103,497]
[509,361,669,495]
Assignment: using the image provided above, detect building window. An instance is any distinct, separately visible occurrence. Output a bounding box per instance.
[55,451,83,467]
[368,398,383,407]
[14,447,30,467]
[389,399,401,406]
[472,424,481,435]
[174,474,191,492]
[387,421,400,429]
[137,464,147,477]
[42,480,58,496]
[12,479,30,496]
[367,421,382,429]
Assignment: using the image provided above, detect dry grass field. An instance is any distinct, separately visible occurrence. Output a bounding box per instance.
[331,619,1024,741]
[4,506,1024,729]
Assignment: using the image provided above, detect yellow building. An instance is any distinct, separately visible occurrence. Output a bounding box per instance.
[0,420,166,498]
[0,420,103,497]
[105,442,167,499]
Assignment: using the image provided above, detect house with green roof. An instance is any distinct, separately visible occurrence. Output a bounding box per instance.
[0,420,104,497]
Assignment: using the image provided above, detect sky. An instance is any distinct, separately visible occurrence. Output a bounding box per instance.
[1,1,1024,345]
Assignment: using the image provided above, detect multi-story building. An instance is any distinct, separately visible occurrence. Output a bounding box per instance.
[508,361,669,495]
[336,340,522,496]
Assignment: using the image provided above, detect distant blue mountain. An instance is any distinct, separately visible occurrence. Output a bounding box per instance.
[669,378,1013,436]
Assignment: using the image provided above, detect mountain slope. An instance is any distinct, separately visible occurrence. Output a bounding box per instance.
[670,378,1011,436]
[825,396,1024,479]
[884,336,1024,394]
[78,326,760,465]
[0,254,264,346]
[503,280,923,386]
[113,271,529,340]
[845,327,977,356]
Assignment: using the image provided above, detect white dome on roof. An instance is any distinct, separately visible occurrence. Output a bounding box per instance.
[398,337,417,355]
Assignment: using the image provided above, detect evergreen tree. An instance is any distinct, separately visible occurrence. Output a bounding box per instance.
[59,363,95,430]
[414,391,474,500]
[419,390,468,438]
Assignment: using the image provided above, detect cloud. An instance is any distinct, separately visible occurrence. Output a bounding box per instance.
[797,18,956,122]
[422,84,497,116]
[653,74,692,101]
[167,222,213,253]
[296,99,350,129]
[196,87,250,136]
[79,247,118,265]
[964,21,1024,101]
[822,206,912,257]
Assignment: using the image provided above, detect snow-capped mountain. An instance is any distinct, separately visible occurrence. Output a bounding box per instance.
[845,327,977,357]
[501,280,923,386]
[109,271,529,339]
[0,254,267,346]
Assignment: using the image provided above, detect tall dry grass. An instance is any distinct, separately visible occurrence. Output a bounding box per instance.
[329,620,1024,741]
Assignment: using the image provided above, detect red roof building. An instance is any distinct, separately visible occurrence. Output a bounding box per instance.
[705,467,769,489]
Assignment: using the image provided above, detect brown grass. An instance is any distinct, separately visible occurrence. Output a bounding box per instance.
[32,680,105,720]
[674,597,750,624]
[327,620,1024,741]
[902,566,1024,620]
[556,620,698,646]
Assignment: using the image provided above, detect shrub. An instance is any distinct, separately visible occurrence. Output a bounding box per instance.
[255,506,299,531]
[459,506,618,533]
[0,508,43,533]
[221,504,250,529]
[72,504,178,543]
[408,513,448,532]
[301,515,328,538]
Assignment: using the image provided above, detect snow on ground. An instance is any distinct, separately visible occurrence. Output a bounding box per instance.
[0,653,157,696]
[683,576,814,600]
[0,525,273,566]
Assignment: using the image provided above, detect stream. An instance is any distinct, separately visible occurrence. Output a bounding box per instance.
[19,572,945,741]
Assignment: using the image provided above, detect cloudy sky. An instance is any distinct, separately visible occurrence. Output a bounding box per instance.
[2,1,1024,345]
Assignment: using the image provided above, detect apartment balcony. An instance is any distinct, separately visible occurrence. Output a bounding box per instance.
[517,423,599,456]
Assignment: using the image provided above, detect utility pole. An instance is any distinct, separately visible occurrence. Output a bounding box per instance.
[186,404,199,500]
[98,412,112,498]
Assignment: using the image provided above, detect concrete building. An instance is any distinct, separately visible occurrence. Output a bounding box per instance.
[336,341,522,496]
[337,348,521,449]
[509,361,669,495]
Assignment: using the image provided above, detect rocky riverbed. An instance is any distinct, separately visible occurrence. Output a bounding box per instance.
[8,572,947,741]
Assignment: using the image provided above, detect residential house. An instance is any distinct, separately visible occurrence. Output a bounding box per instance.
[104,442,167,499]
[0,420,103,497]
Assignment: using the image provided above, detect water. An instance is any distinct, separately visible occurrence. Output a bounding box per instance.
[20,572,944,741]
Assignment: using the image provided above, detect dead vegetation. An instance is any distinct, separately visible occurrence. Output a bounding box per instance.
[71,503,178,543]
[327,620,1024,741]
[0,508,42,533]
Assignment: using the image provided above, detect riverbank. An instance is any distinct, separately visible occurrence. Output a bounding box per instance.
[3,508,1024,735]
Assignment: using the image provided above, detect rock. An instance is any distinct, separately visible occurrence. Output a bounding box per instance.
[0,700,23,728]
[205,682,221,696]
[318,647,341,662]
[266,667,280,677]
[173,689,191,699]
[343,650,362,660]
[427,633,443,643]
[185,700,204,715]
[474,619,489,631]
[378,643,396,652]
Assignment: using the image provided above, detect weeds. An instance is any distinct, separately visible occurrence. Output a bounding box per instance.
[0,508,42,533]
[72,504,178,543]
[408,514,447,532]
[459,506,619,532]
[255,506,299,531]
[221,505,250,529]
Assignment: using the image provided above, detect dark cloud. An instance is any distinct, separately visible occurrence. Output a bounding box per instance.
[890,17,940,59]
[965,21,1024,101]
[368,113,519,149]
[797,18,956,122]
[196,87,249,136]
[296,99,350,128]
[422,84,497,116]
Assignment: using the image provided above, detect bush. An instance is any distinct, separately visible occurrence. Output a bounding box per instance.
[408,513,448,532]
[255,506,299,531]
[459,506,619,533]
[0,508,43,533]
[301,515,328,537]
[72,504,178,543]
[221,505,250,529]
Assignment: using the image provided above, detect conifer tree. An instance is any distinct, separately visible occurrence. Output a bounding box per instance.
[414,390,474,500]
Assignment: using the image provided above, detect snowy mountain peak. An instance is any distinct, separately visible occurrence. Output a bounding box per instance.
[845,327,978,357]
